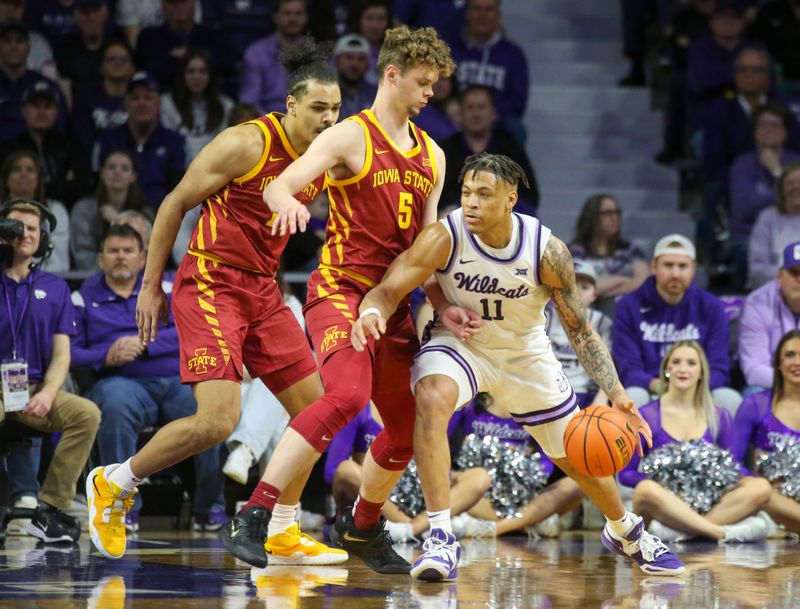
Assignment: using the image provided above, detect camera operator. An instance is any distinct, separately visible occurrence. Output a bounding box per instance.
[0,199,99,544]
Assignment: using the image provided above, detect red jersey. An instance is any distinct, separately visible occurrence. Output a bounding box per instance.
[187,113,324,276]
[318,109,438,289]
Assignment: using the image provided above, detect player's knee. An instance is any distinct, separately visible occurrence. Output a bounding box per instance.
[188,415,235,449]
[414,381,456,424]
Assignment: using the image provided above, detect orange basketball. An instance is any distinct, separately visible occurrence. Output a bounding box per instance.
[564,406,637,477]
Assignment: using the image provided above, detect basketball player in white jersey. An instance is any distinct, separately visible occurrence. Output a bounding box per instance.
[350,153,685,581]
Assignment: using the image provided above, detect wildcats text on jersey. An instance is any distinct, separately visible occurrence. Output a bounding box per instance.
[454,271,530,298]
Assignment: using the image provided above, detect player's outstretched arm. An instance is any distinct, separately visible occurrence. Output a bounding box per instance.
[351,223,451,351]
[137,124,265,344]
[540,235,652,454]
[264,120,365,236]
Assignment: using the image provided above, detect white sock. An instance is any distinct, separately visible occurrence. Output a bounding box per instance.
[107,459,141,493]
[428,508,453,534]
[606,511,639,538]
[268,503,298,537]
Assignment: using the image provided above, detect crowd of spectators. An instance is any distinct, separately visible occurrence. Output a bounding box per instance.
[1,0,799,547]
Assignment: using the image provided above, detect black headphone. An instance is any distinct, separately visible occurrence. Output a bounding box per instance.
[0,198,57,262]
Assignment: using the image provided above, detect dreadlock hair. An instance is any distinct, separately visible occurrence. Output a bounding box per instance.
[281,36,337,100]
[458,153,530,191]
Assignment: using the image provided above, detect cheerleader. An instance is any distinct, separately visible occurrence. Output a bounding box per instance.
[324,402,491,543]
[451,393,584,538]
[733,329,800,532]
[619,340,772,542]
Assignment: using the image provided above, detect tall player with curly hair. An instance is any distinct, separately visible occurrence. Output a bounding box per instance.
[86,39,346,565]
[219,26,461,574]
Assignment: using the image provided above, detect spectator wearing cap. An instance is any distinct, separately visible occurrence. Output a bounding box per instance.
[440,85,538,213]
[686,0,749,132]
[70,39,134,157]
[0,78,91,206]
[546,260,613,409]
[450,0,529,144]
[23,0,79,47]
[752,0,800,85]
[239,0,308,115]
[135,0,217,91]
[739,240,800,393]
[613,234,742,411]
[334,33,375,120]
[749,163,800,287]
[0,22,65,141]
[728,103,800,287]
[0,0,59,81]
[0,200,100,545]
[95,71,185,207]
[54,0,121,105]
[71,223,226,532]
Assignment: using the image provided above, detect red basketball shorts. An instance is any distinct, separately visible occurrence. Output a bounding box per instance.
[172,254,317,393]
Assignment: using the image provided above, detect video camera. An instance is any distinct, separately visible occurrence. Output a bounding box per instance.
[0,217,24,241]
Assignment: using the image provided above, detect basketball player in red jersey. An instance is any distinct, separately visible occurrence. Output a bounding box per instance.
[218,26,464,574]
[85,39,347,565]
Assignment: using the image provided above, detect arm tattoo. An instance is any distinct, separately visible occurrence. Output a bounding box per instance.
[542,239,623,399]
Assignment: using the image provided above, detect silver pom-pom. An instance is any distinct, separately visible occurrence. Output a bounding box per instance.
[389,459,426,517]
[756,433,800,501]
[639,441,740,513]
[456,434,550,518]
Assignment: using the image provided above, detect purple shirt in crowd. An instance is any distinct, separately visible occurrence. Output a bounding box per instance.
[24,0,78,46]
[239,34,287,115]
[613,276,731,390]
[96,122,185,206]
[70,272,180,379]
[618,399,736,487]
[71,85,127,156]
[732,390,800,463]
[569,241,647,280]
[0,270,75,383]
[729,149,800,242]
[323,405,381,485]
[686,36,747,130]
[451,32,529,117]
[393,0,465,47]
[748,207,800,286]
[739,280,800,388]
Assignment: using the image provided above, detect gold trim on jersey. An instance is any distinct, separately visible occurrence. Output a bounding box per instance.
[318,263,377,289]
[325,115,373,187]
[233,119,272,184]
[190,256,231,364]
[420,130,438,186]
[363,109,421,158]
[266,113,300,160]
[187,249,265,276]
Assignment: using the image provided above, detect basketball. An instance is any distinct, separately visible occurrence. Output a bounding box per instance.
[564,406,637,477]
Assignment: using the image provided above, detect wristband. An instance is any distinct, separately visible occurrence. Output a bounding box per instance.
[359,307,382,319]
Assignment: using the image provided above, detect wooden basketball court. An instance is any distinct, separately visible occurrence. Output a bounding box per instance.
[1,530,798,608]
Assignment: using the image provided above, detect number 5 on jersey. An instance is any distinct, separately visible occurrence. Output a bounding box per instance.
[398,192,412,229]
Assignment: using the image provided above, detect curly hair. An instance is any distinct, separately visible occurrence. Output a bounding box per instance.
[376,25,455,81]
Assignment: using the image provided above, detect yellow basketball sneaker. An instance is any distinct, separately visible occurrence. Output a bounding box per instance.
[264,523,349,565]
[86,466,137,559]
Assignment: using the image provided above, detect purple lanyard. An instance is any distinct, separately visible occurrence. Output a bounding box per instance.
[3,273,34,361]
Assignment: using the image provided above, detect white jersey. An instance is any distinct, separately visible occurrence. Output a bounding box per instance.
[430,208,553,358]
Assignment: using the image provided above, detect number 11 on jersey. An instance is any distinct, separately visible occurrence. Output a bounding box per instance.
[480,298,504,321]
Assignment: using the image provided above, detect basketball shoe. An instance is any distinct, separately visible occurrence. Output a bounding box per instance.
[87,576,126,609]
[410,529,462,581]
[601,518,685,575]
[86,466,137,559]
[329,510,411,574]
[218,506,271,568]
[264,523,348,565]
